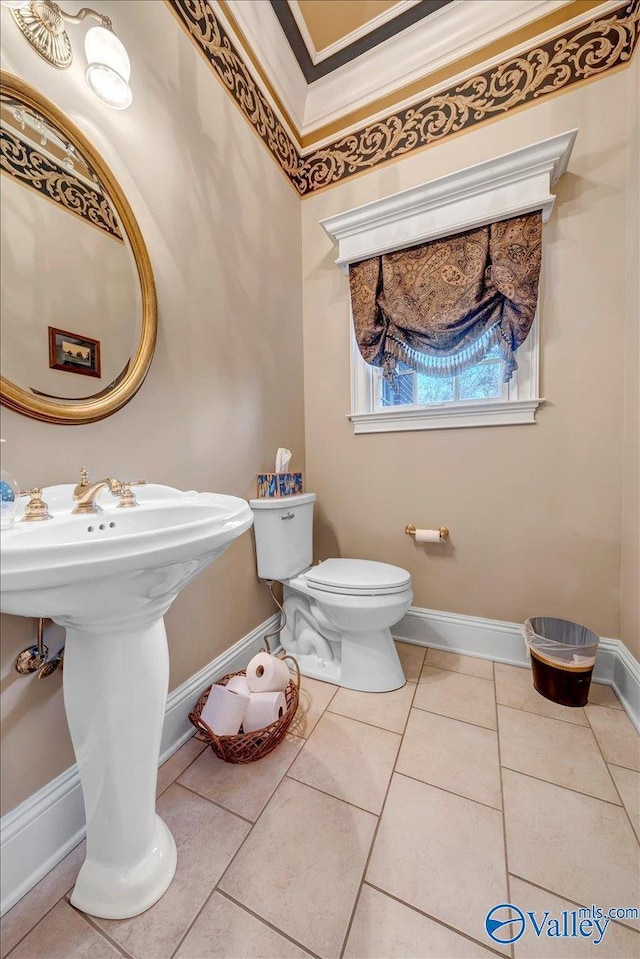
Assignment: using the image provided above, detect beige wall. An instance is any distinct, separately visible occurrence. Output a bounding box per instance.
[0,0,303,815]
[302,68,635,648]
[620,53,639,660]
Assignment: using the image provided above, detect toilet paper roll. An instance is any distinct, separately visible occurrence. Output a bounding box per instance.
[226,674,252,697]
[243,691,287,733]
[200,684,249,737]
[414,528,443,544]
[246,652,291,693]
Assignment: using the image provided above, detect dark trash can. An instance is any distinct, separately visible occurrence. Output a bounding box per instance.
[523,617,599,707]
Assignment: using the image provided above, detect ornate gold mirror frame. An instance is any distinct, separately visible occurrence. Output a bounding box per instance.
[0,72,157,425]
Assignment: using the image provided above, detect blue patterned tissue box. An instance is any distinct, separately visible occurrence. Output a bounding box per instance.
[257,472,304,498]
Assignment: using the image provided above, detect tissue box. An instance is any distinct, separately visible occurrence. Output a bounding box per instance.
[257,472,304,498]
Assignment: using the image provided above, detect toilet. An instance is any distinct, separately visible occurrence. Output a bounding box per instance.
[249,493,413,692]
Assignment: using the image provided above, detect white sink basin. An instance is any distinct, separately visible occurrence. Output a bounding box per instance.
[2,484,252,601]
[0,484,253,919]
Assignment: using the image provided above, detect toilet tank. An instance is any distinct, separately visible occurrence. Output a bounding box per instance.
[249,493,316,581]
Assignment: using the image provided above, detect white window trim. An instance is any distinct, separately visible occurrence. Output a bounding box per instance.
[349,308,542,433]
[320,130,577,434]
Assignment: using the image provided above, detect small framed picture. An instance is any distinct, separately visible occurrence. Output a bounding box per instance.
[48,326,101,378]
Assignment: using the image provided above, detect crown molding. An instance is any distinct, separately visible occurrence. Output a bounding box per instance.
[285,0,317,62]
[288,0,423,66]
[304,0,575,134]
[220,0,307,137]
[302,0,623,148]
[215,1,625,147]
[168,0,636,196]
[227,0,590,139]
[320,130,578,268]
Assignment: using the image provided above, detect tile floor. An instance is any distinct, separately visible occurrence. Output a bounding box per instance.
[2,643,639,959]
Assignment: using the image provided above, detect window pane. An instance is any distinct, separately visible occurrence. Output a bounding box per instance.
[458,361,502,400]
[417,373,455,403]
[381,370,415,406]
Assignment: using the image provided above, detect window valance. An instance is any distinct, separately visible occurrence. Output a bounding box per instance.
[348,211,542,382]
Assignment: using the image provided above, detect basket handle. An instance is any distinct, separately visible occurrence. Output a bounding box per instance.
[280,653,301,689]
[188,710,218,742]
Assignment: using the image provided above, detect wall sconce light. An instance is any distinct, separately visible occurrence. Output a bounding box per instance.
[1,1,132,109]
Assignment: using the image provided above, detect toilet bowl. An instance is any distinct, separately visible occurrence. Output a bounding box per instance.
[249,494,412,692]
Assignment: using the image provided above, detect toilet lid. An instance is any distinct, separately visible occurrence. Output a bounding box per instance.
[304,558,411,595]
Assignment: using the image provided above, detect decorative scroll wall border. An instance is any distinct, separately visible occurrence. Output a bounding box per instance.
[167,0,639,196]
[0,126,124,240]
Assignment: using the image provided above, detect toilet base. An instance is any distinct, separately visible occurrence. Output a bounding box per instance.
[290,651,343,686]
[280,587,406,693]
[281,575,411,692]
[341,628,406,692]
[289,628,405,691]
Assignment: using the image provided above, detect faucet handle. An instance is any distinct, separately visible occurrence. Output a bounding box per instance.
[79,466,90,488]
[116,480,146,509]
[19,488,52,522]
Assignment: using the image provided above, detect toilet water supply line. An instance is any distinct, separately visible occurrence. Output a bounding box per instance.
[263,580,286,653]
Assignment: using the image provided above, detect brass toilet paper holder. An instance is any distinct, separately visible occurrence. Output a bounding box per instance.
[405,524,449,542]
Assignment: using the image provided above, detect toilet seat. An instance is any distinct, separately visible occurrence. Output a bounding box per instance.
[303,558,411,596]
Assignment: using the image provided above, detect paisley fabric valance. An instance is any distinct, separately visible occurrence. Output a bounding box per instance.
[348,211,542,382]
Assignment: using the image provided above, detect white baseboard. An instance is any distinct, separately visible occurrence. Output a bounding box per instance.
[0,613,280,918]
[393,606,640,732]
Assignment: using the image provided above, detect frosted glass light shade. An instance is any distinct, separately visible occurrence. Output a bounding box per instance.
[85,64,133,110]
[84,26,130,81]
[84,26,132,110]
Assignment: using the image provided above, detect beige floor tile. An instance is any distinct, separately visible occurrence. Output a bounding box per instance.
[344,884,496,958]
[219,777,376,958]
[288,675,337,739]
[585,705,640,771]
[425,648,494,680]
[395,641,426,683]
[178,734,303,821]
[495,663,588,726]
[1,842,85,958]
[7,901,121,958]
[288,712,401,813]
[608,764,640,840]
[498,705,619,803]
[175,891,311,958]
[503,769,640,930]
[414,666,497,730]
[156,735,207,797]
[510,876,640,958]
[366,774,509,952]
[95,784,250,958]
[327,682,416,733]
[397,708,501,808]
[589,683,624,710]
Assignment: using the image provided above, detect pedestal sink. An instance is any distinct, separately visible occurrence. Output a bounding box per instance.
[0,484,253,919]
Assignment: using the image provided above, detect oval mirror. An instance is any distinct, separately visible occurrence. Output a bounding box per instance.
[0,72,156,424]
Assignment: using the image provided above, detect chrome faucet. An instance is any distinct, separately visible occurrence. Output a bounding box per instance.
[72,467,122,514]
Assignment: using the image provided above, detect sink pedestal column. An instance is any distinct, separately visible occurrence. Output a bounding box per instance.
[63,618,177,919]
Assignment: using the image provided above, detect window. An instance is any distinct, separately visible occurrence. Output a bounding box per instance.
[350,312,541,433]
[380,344,506,408]
[320,131,576,435]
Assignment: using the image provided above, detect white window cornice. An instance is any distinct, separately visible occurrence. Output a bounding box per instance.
[320,129,577,271]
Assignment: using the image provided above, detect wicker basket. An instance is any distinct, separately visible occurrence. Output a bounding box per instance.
[188,654,300,763]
